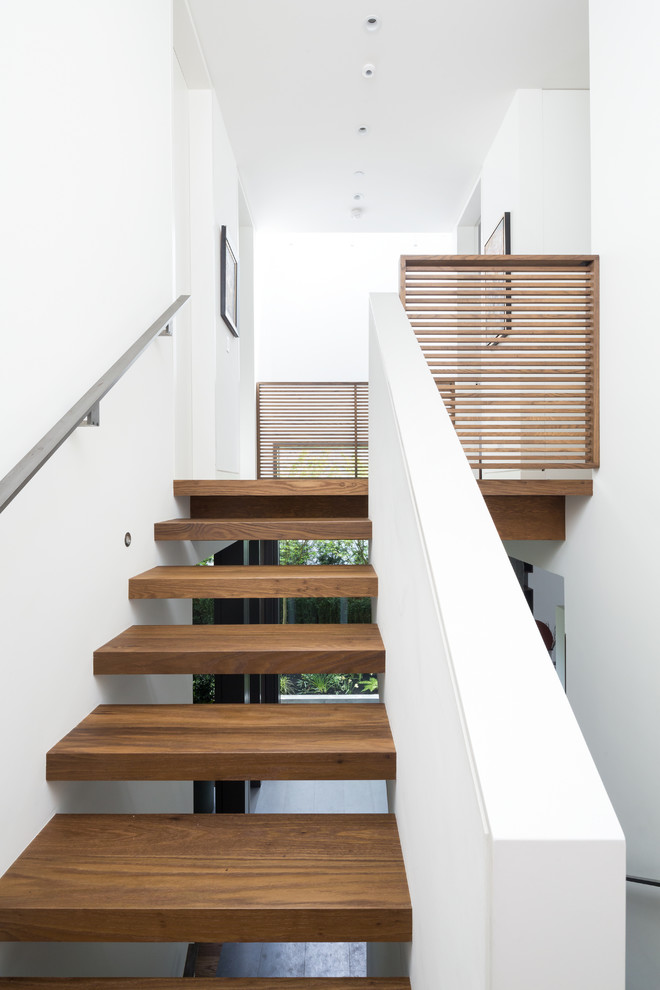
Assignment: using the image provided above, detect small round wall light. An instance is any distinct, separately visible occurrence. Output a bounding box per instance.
[362,64,375,79]
[364,15,381,31]
[124,532,132,547]
[357,125,369,136]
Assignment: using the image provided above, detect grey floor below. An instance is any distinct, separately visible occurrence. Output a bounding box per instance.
[216,779,389,979]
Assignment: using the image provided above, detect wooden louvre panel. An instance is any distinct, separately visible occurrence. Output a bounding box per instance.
[257,382,368,478]
[399,255,599,470]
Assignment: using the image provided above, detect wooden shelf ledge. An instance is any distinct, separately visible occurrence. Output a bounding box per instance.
[477,479,593,496]
[477,479,593,540]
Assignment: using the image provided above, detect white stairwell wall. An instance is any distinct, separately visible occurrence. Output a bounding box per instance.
[255,232,453,383]
[0,0,236,976]
[500,4,660,986]
[368,293,625,989]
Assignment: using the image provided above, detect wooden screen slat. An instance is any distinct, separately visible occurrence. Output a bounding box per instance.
[257,382,368,479]
[400,255,599,470]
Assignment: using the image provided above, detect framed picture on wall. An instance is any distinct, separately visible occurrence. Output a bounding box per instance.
[220,225,239,336]
[484,212,511,254]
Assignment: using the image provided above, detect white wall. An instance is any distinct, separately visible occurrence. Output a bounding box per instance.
[188,89,240,479]
[175,0,241,481]
[527,563,564,668]
[173,53,194,478]
[457,180,481,254]
[0,0,194,976]
[0,0,174,477]
[369,293,625,990]
[239,216,257,478]
[474,87,593,483]
[255,232,453,382]
[480,89,590,254]
[213,96,241,477]
[507,3,660,986]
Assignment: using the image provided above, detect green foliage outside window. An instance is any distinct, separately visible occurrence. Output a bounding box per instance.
[279,539,377,695]
[192,541,378,701]
[193,557,215,703]
[279,538,371,624]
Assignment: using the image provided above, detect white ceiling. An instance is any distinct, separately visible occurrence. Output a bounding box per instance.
[188,0,589,233]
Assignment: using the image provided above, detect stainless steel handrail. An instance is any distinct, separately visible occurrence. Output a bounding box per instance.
[627,875,660,888]
[0,294,190,514]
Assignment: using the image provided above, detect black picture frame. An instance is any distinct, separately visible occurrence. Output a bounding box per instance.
[484,212,511,254]
[220,225,239,337]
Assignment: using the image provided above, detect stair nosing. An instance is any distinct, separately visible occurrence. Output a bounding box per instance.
[46,703,396,782]
[128,565,378,600]
[94,624,385,675]
[0,813,411,943]
[154,517,373,541]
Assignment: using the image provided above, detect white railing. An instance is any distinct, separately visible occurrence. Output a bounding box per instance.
[369,293,624,990]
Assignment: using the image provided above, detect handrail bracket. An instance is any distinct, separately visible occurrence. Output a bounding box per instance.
[78,402,100,428]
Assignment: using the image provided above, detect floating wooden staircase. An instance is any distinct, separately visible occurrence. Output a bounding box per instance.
[0,479,411,985]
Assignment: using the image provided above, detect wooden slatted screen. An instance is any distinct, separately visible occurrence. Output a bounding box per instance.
[257,382,368,478]
[400,255,599,470]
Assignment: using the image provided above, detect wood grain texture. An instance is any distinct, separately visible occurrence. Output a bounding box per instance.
[477,479,592,496]
[0,981,411,989]
[255,383,368,479]
[400,254,598,267]
[193,941,221,977]
[154,518,372,541]
[46,704,395,781]
[189,495,368,520]
[128,566,377,600]
[483,495,565,540]
[94,624,385,675]
[400,256,599,470]
[174,480,369,497]
[0,814,412,942]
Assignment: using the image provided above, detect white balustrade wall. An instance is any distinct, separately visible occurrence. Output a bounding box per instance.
[369,292,625,990]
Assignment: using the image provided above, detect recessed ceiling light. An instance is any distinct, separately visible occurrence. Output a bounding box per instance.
[364,15,381,31]
[351,208,363,219]
[354,170,365,177]
[357,125,369,136]
[362,64,375,79]
[353,193,364,201]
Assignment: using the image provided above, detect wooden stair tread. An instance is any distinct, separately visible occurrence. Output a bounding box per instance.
[128,566,377,600]
[154,517,372,541]
[0,981,411,988]
[47,703,395,781]
[174,480,368,497]
[94,624,385,675]
[0,814,411,942]
[176,480,369,520]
